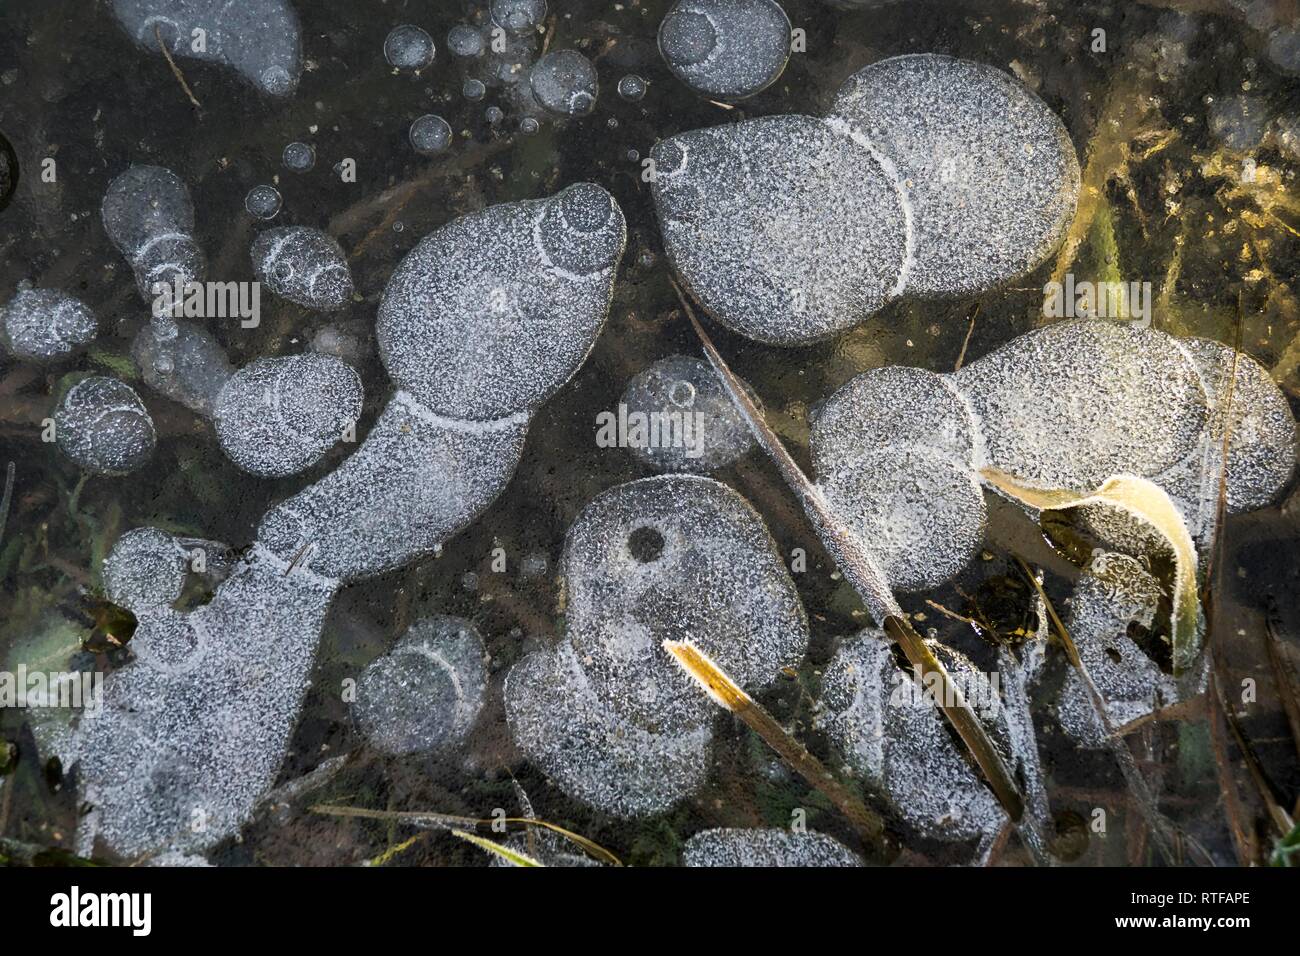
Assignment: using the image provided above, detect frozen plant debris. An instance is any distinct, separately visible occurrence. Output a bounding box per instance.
[54,376,157,477]
[829,54,1080,297]
[529,51,599,117]
[617,354,755,473]
[0,288,97,362]
[111,0,303,96]
[652,115,908,345]
[377,183,626,421]
[213,353,363,478]
[250,226,354,310]
[682,828,862,867]
[354,616,487,756]
[101,165,205,305]
[506,475,809,816]
[658,0,792,101]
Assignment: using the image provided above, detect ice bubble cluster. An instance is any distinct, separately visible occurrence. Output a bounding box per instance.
[0,288,98,362]
[810,320,1297,593]
[682,828,862,867]
[506,474,809,816]
[111,0,303,96]
[658,0,791,101]
[409,114,453,156]
[69,187,625,856]
[619,354,755,473]
[1049,553,1182,748]
[491,0,547,35]
[250,226,354,310]
[529,50,599,117]
[353,616,487,756]
[213,353,363,478]
[102,166,205,307]
[819,629,1008,850]
[54,377,157,476]
[652,54,1080,344]
[653,114,908,345]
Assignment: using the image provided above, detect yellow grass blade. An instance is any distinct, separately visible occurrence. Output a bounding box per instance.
[451,829,544,867]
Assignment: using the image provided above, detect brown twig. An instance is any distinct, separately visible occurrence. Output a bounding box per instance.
[155,25,202,111]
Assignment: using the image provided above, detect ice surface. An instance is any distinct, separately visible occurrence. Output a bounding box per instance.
[258,393,529,580]
[0,288,97,362]
[250,226,354,311]
[354,616,487,755]
[658,0,791,101]
[958,320,1210,491]
[829,54,1080,297]
[111,0,303,97]
[819,629,1007,845]
[651,115,908,345]
[74,548,338,857]
[507,475,808,817]
[619,354,755,473]
[377,183,625,420]
[682,828,862,866]
[213,353,363,478]
[101,165,205,302]
[54,377,157,476]
[132,320,234,417]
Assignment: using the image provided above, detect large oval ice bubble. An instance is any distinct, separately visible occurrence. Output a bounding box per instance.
[251,226,354,311]
[658,0,791,101]
[377,182,626,420]
[111,0,303,97]
[54,377,157,476]
[829,54,1080,297]
[132,319,234,418]
[650,115,908,345]
[213,353,363,478]
[0,289,98,362]
[353,616,487,756]
[101,165,205,302]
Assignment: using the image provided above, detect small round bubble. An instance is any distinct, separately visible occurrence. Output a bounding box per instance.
[617,74,647,101]
[530,50,599,117]
[244,185,282,220]
[491,0,547,35]
[463,78,486,101]
[281,142,316,172]
[447,24,485,58]
[384,25,436,71]
[409,114,453,155]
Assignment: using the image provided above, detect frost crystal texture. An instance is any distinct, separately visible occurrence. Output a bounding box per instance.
[619,354,755,473]
[819,629,1007,848]
[101,166,205,302]
[506,475,809,816]
[377,183,626,420]
[0,288,97,362]
[651,115,908,345]
[251,226,354,311]
[529,51,599,117]
[111,0,303,96]
[830,54,1080,297]
[658,0,791,101]
[102,527,190,613]
[354,616,487,755]
[54,377,157,476]
[682,828,862,867]
[213,354,363,478]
